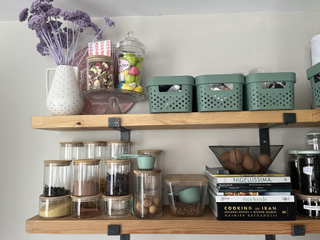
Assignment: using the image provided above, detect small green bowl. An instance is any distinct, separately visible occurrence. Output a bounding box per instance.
[137,155,155,170]
[178,187,200,204]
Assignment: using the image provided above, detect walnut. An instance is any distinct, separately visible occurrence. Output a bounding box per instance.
[135,201,142,212]
[153,196,161,207]
[142,206,149,215]
[149,205,157,214]
[143,197,153,207]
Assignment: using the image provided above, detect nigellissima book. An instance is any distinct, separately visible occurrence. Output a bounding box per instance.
[205,166,285,177]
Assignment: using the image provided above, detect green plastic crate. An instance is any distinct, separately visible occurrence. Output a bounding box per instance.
[146,76,194,113]
[195,74,244,112]
[307,62,320,107]
[244,72,296,111]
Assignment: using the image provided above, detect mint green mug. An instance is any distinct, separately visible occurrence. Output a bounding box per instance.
[116,154,155,170]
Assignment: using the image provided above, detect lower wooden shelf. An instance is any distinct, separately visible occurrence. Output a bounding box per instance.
[26,205,320,235]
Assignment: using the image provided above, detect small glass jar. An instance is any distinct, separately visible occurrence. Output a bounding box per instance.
[102,193,133,218]
[287,150,299,190]
[73,159,100,196]
[133,169,162,219]
[60,142,84,160]
[39,194,71,219]
[86,55,114,90]
[306,133,320,150]
[43,160,72,197]
[71,194,102,218]
[138,150,163,169]
[295,191,320,219]
[297,150,320,195]
[104,159,130,196]
[83,141,107,193]
[107,141,130,159]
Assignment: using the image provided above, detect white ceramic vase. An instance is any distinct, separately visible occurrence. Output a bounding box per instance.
[46,65,84,115]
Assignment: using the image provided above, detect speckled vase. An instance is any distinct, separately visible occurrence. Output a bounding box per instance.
[46,65,84,115]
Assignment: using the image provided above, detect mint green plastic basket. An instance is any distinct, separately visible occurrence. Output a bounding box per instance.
[307,62,320,107]
[244,72,296,111]
[146,76,194,113]
[195,74,244,112]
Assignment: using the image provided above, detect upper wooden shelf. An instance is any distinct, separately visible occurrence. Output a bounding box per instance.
[26,206,320,235]
[31,109,320,131]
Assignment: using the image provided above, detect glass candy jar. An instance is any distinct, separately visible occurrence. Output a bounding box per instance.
[116,31,146,92]
[86,55,114,90]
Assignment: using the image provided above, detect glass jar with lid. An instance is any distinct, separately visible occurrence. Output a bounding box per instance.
[297,150,320,195]
[287,150,299,190]
[133,169,162,219]
[60,142,84,160]
[306,133,320,150]
[71,193,102,218]
[86,55,114,90]
[107,141,130,159]
[73,159,100,196]
[138,150,163,169]
[39,194,71,219]
[116,31,146,91]
[43,160,72,197]
[104,159,130,196]
[102,193,133,218]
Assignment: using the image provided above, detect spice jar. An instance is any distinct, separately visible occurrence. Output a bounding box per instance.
[107,141,130,159]
[133,169,162,219]
[43,160,72,197]
[104,159,130,196]
[306,133,320,150]
[102,193,132,218]
[60,142,84,160]
[297,150,320,195]
[39,194,71,219]
[71,194,102,218]
[73,159,100,196]
[287,150,299,190]
[116,31,146,92]
[138,150,163,170]
[83,141,107,193]
[86,55,114,90]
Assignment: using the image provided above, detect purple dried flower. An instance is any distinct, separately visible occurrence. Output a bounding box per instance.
[60,10,76,21]
[30,0,53,14]
[37,41,49,56]
[47,20,62,30]
[76,10,91,23]
[103,16,115,28]
[28,14,47,30]
[46,7,61,17]
[19,8,29,22]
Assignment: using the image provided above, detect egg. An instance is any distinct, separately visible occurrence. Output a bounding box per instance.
[219,151,230,163]
[258,154,272,167]
[224,160,243,173]
[229,149,243,165]
[248,160,261,173]
[241,153,255,170]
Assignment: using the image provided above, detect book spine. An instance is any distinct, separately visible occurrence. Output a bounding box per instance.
[212,176,291,184]
[212,194,295,203]
[205,169,285,177]
[213,191,291,196]
[213,182,291,188]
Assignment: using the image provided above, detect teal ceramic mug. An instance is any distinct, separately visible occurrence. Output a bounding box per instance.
[178,187,200,204]
[116,154,155,170]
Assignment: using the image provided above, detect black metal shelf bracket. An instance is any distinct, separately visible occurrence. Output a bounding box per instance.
[265,235,276,240]
[108,117,131,142]
[292,225,305,236]
[259,113,296,155]
[108,225,130,240]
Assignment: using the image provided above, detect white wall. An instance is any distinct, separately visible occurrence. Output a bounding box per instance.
[1,11,320,240]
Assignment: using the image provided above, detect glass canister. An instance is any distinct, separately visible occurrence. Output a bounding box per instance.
[73,159,100,196]
[102,193,133,218]
[297,151,320,195]
[138,150,163,170]
[306,133,320,150]
[86,55,114,90]
[104,159,130,196]
[133,169,162,219]
[43,160,72,197]
[287,150,299,190]
[39,194,71,219]
[60,142,84,160]
[107,141,130,159]
[71,194,102,218]
[83,141,107,193]
[116,31,146,92]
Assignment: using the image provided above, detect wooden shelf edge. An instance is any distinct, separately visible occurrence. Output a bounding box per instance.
[31,109,318,131]
[25,206,320,235]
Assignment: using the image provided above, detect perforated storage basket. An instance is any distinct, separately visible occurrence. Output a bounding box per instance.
[195,74,244,112]
[244,72,296,111]
[307,62,320,107]
[146,76,194,113]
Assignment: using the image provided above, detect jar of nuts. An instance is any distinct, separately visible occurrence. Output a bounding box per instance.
[133,169,162,218]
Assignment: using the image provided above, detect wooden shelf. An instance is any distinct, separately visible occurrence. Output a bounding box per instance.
[31,109,320,131]
[26,206,320,235]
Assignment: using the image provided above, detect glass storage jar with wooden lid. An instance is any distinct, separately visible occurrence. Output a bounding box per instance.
[133,169,162,219]
[60,142,84,160]
[102,193,133,218]
[104,159,130,196]
[39,194,71,219]
[71,193,102,218]
[107,141,130,159]
[73,159,100,196]
[43,160,72,197]
[86,55,114,90]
